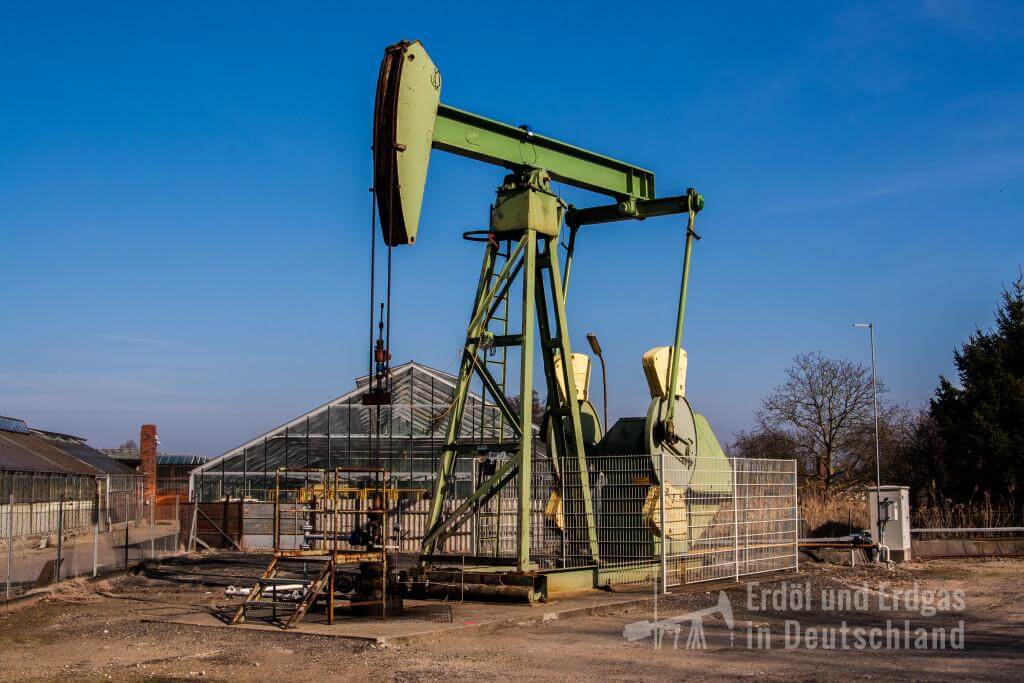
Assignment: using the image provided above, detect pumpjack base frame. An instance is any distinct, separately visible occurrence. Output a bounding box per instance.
[402,562,661,604]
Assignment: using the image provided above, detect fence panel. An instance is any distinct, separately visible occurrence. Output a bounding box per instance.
[664,456,799,586]
[162,455,797,595]
[1,485,184,602]
[234,498,475,554]
[557,454,798,589]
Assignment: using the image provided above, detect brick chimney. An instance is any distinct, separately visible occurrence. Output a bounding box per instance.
[140,424,158,504]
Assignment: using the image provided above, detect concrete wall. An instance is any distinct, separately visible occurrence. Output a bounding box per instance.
[912,537,1024,558]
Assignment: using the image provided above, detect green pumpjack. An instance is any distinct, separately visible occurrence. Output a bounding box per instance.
[371,39,729,601]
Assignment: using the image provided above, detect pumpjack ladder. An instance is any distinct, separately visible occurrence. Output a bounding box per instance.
[474,238,511,558]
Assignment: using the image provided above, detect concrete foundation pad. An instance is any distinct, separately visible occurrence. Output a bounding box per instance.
[146,591,654,645]
[912,537,1024,558]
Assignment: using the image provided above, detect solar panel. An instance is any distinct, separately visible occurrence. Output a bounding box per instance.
[156,454,210,466]
[0,416,29,434]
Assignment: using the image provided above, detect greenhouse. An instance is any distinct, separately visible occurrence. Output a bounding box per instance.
[190,361,527,502]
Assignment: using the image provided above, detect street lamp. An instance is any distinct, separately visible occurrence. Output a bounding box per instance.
[852,322,883,556]
[586,332,608,432]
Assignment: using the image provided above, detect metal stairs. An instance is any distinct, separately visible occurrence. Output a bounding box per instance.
[229,556,334,629]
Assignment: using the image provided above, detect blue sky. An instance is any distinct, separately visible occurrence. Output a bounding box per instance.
[1,2,1022,455]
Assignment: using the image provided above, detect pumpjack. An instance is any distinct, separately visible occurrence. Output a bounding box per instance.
[372,40,732,599]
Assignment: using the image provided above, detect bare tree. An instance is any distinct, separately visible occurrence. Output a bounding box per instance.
[507,390,545,427]
[755,352,881,494]
[731,426,799,461]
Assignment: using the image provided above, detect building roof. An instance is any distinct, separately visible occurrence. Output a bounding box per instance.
[100,447,139,463]
[157,454,210,467]
[194,360,526,475]
[0,429,102,475]
[100,449,209,467]
[31,429,139,475]
[0,416,142,476]
[0,416,30,434]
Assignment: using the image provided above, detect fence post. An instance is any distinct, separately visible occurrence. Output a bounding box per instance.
[7,494,13,599]
[124,495,130,569]
[55,492,65,584]
[149,502,156,559]
[174,497,180,551]
[104,475,111,532]
[92,505,99,577]
[559,464,566,567]
[733,460,740,583]
[793,461,800,572]
[659,450,667,593]
[189,503,198,552]
[470,458,478,557]
[653,571,658,646]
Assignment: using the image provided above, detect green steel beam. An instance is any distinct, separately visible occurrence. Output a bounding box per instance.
[422,241,499,556]
[470,354,522,438]
[423,232,532,559]
[562,225,579,299]
[533,255,572,536]
[665,190,701,429]
[434,104,655,201]
[565,191,704,228]
[540,238,600,562]
[419,451,521,551]
[517,230,537,570]
[480,253,525,329]
[465,238,527,336]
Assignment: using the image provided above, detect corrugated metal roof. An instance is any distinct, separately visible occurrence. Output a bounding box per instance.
[58,443,139,475]
[0,430,101,475]
[31,430,139,475]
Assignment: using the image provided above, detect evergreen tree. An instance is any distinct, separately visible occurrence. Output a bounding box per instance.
[926,273,1024,503]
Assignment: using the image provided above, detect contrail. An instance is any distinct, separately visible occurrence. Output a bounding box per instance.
[96,334,176,346]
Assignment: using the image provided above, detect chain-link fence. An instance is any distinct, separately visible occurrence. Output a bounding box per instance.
[1,485,185,602]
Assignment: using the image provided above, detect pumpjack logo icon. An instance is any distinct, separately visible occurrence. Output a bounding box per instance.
[623,591,734,650]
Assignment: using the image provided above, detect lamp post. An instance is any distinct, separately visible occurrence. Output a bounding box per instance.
[852,322,883,556]
[586,333,608,432]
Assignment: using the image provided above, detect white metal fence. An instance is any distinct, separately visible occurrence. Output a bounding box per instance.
[1,495,184,602]
[239,495,526,555]
[239,498,477,554]
[207,455,799,591]
[562,454,799,588]
[667,456,799,586]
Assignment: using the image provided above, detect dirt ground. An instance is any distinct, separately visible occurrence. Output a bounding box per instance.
[0,556,1021,681]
